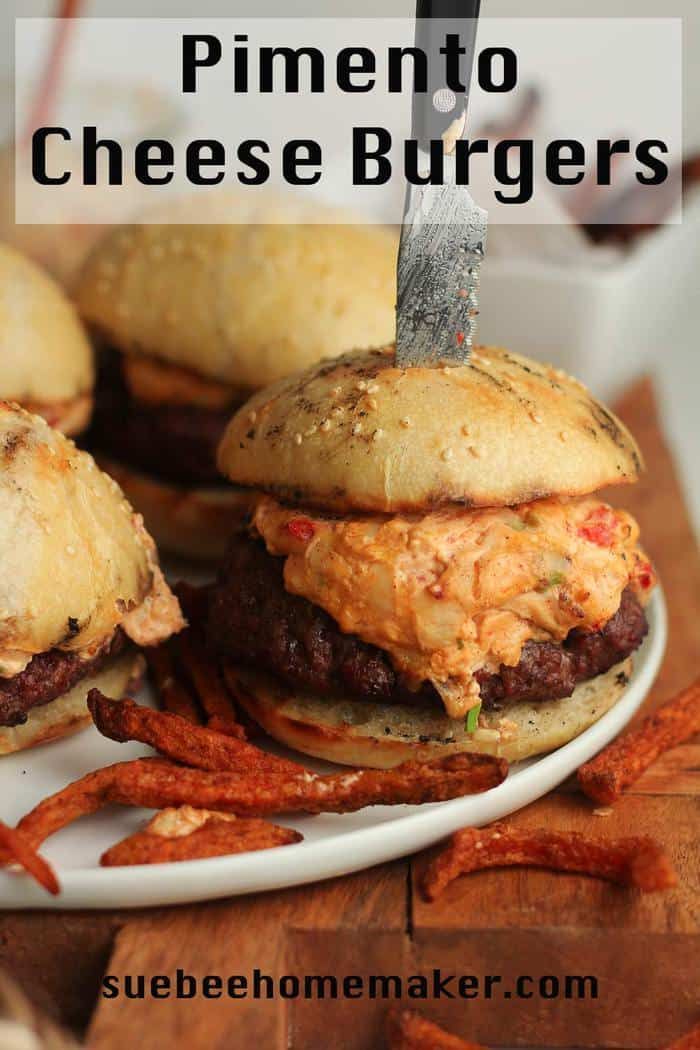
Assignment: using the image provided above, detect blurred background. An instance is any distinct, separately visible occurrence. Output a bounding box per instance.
[1,0,699,535]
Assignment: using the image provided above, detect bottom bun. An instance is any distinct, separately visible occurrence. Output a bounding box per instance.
[0,651,143,756]
[97,457,254,561]
[224,659,634,768]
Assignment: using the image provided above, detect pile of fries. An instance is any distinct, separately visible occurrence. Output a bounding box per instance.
[0,582,696,919]
[0,603,506,892]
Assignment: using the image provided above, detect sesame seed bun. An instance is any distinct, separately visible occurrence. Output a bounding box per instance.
[224,658,633,769]
[75,221,398,389]
[0,404,155,668]
[0,244,94,424]
[0,650,142,756]
[97,456,255,562]
[217,346,642,513]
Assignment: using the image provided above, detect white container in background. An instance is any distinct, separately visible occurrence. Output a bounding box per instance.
[478,196,700,400]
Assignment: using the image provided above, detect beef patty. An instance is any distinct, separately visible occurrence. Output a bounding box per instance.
[88,350,234,487]
[208,535,648,714]
[0,631,128,727]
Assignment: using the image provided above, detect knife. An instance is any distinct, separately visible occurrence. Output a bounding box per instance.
[395,0,487,368]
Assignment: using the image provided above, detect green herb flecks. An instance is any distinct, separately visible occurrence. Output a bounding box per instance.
[465,702,482,734]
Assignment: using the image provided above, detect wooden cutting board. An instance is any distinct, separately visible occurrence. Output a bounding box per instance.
[0,378,697,1050]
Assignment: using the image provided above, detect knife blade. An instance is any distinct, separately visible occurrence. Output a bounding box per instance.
[396,0,487,368]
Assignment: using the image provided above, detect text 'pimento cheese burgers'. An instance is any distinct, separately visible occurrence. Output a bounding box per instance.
[207,345,656,768]
[0,403,184,755]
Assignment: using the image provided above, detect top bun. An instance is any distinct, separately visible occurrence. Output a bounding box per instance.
[0,244,93,403]
[0,403,154,670]
[218,346,642,512]
[75,219,398,390]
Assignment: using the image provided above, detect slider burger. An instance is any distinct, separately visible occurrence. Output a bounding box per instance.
[208,346,656,767]
[0,403,184,754]
[75,220,397,559]
[0,244,94,437]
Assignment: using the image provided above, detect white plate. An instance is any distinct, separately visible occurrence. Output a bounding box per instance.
[0,591,666,910]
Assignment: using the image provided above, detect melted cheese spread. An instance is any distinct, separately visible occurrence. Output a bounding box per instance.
[254,495,654,719]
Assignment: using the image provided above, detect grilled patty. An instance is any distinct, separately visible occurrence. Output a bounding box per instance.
[88,350,232,486]
[0,631,128,727]
[208,534,648,713]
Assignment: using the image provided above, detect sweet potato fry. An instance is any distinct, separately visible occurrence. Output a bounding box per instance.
[16,766,117,850]
[17,752,507,849]
[176,631,245,739]
[145,642,202,725]
[87,692,305,776]
[0,821,60,895]
[578,677,700,805]
[100,806,302,866]
[422,823,677,901]
[106,753,507,817]
[662,1021,700,1050]
[386,1008,486,1049]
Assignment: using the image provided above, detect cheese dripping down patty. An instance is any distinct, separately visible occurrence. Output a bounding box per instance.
[253,495,655,720]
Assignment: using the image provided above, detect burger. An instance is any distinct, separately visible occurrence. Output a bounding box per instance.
[0,402,184,755]
[0,244,94,437]
[207,345,656,768]
[74,220,398,560]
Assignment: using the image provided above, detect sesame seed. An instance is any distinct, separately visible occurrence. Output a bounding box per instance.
[367,398,378,410]
[304,425,317,438]
[529,411,543,424]
[559,430,568,442]
[468,446,480,458]
[441,448,453,461]
[294,433,303,445]
[356,380,367,391]
[373,428,384,442]
[400,417,411,428]
[248,410,257,424]
[331,386,342,397]
[367,384,379,394]
[331,406,343,418]
[320,419,332,432]
[461,424,470,436]
[352,423,363,436]
[66,545,76,556]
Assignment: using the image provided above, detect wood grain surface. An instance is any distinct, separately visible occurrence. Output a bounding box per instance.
[0,379,697,1050]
